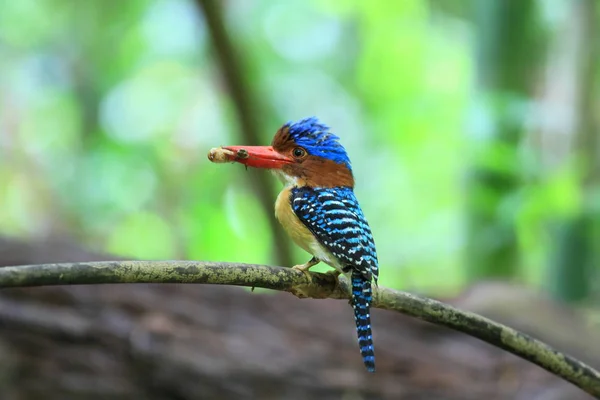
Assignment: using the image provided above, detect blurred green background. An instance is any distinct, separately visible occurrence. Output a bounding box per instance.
[0,0,598,304]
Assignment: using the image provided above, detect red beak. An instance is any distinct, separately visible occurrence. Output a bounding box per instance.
[221,145,293,169]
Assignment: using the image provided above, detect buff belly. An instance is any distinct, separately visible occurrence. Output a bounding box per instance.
[274,187,343,272]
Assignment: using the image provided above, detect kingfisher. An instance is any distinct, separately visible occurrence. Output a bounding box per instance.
[211,117,379,372]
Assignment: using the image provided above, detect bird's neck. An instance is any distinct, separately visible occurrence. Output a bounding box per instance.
[272,170,354,191]
[272,170,301,187]
[274,159,355,189]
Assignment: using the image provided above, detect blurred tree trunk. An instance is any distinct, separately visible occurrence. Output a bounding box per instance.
[195,0,293,267]
[465,0,542,281]
[545,0,598,302]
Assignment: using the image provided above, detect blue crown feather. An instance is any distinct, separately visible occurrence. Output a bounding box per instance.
[285,117,352,171]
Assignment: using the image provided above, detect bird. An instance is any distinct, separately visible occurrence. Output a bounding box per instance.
[214,117,379,372]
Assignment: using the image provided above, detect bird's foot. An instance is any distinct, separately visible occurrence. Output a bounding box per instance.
[326,269,343,293]
[326,269,342,278]
[291,264,312,279]
[292,257,319,280]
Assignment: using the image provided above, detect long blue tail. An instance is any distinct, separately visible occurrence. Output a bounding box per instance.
[351,269,375,372]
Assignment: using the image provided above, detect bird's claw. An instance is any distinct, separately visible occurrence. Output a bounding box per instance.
[292,264,313,280]
[325,269,343,293]
[291,257,319,281]
[326,270,342,278]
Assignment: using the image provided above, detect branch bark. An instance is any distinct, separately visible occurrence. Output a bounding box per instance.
[0,261,599,398]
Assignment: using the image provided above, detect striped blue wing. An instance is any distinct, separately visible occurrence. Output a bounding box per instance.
[291,186,379,371]
[290,186,378,283]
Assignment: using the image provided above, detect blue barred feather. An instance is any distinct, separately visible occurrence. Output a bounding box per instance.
[291,186,378,372]
[351,270,375,372]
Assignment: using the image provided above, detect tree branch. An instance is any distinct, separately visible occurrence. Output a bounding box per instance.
[1,261,599,398]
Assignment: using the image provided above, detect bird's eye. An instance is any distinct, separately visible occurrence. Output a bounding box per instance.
[292,147,306,158]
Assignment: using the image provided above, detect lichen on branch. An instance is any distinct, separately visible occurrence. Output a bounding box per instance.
[0,260,599,398]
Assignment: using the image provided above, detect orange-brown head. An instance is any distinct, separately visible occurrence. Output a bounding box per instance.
[220,117,354,188]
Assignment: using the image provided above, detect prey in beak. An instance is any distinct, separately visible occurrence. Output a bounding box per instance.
[208,146,293,169]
